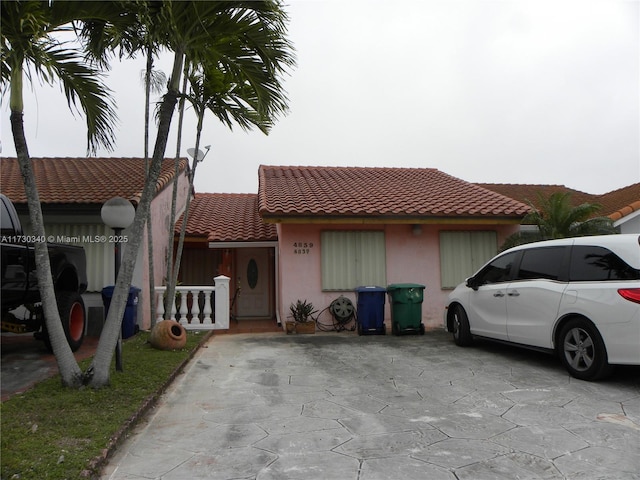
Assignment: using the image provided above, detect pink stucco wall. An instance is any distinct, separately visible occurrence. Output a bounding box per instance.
[133,170,190,329]
[277,223,518,330]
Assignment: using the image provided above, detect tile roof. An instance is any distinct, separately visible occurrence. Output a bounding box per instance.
[479,182,640,221]
[477,184,594,209]
[0,157,188,205]
[258,165,530,221]
[595,183,640,221]
[176,193,277,243]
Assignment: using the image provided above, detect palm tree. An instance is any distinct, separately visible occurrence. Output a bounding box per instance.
[1,0,123,387]
[165,51,289,315]
[500,192,617,251]
[87,0,295,388]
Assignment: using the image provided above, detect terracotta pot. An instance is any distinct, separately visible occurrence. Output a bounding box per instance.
[149,320,187,350]
[295,321,316,334]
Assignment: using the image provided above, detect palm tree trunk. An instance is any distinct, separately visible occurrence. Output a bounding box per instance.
[9,64,84,387]
[164,68,189,319]
[144,43,156,328]
[88,49,185,388]
[11,114,84,388]
[171,109,205,298]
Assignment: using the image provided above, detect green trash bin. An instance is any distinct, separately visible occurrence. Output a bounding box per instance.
[387,283,425,335]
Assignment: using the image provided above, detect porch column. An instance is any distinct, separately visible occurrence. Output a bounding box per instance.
[214,275,230,330]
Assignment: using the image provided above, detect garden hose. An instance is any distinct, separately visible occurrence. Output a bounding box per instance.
[316,296,356,332]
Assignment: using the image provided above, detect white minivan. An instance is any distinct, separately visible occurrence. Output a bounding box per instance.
[445,234,640,380]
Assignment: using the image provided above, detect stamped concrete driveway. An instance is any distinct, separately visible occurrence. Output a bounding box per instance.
[101,330,640,480]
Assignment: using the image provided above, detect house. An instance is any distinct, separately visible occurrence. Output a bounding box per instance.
[479,183,640,234]
[176,165,530,330]
[0,157,190,331]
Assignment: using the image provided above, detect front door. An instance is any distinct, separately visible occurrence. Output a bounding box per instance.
[236,248,272,318]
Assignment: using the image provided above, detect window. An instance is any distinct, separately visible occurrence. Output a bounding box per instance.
[474,251,518,286]
[515,246,567,281]
[321,231,386,290]
[440,231,497,288]
[570,246,640,281]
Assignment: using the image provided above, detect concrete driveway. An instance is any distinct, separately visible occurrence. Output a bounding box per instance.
[101,330,640,480]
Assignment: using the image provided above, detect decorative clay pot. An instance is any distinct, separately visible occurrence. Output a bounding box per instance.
[149,320,187,350]
[295,321,316,334]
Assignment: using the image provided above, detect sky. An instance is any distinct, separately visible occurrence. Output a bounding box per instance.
[2,0,639,196]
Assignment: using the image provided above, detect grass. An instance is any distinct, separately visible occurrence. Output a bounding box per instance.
[1,331,208,480]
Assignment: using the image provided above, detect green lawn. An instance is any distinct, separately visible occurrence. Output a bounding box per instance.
[1,331,207,479]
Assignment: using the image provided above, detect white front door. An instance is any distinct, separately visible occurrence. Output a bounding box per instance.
[236,248,271,318]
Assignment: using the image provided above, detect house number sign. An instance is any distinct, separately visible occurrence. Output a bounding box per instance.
[293,242,314,255]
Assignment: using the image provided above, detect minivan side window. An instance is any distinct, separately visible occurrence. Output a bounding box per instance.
[515,246,566,281]
[570,245,640,281]
[474,251,518,285]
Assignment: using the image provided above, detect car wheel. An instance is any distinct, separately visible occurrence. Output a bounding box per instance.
[43,291,86,353]
[451,305,473,346]
[558,319,613,381]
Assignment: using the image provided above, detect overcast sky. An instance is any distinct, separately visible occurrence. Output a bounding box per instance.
[2,0,638,195]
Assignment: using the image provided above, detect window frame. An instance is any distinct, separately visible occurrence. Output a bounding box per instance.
[320,230,386,291]
[439,231,498,289]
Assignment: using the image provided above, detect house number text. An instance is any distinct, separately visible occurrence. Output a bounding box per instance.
[293,242,314,254]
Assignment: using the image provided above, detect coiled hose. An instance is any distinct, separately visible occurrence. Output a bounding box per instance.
[316,296,356,332]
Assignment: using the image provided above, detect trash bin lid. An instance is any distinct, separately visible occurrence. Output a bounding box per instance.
[354,286,386,292]
[386,283,425,290]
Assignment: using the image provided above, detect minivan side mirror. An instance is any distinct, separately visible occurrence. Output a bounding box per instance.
[466,277,479,291]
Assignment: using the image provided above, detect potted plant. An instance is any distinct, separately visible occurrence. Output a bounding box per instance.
[287,299,318,334]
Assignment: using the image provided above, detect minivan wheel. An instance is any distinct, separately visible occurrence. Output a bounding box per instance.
[558,319,612,381]
[451,305,473,346]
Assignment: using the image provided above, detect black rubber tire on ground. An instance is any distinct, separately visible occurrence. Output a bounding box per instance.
[557,318,613,381]
[451,305,473,346]
[43,291,86,353]
[392,321,399,336]
[419,324,425,335]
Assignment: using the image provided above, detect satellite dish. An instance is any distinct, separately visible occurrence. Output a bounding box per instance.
[187,147,205,161]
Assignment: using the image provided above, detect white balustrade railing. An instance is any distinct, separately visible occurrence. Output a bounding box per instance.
[154,275,230,330]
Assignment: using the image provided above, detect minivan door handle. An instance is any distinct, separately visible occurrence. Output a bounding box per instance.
[493,292,505,297]
[508,290,520,297]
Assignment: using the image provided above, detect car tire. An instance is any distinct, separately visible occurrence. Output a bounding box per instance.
[558,318,613,381]
[43,291,86,353]
[451,305,473,346]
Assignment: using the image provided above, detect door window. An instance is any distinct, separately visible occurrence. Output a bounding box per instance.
[474,251,518,286]
[515,246,566,281]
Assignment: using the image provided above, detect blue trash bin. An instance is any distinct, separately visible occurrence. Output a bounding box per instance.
[354,286,387,335]
[101,286,141,339]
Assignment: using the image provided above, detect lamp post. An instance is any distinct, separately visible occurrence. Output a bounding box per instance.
[101,197,135,372]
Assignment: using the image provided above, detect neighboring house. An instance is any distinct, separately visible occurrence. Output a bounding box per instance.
[0,157,190,331]
[479,183,640,234]
[597,183,640,234]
